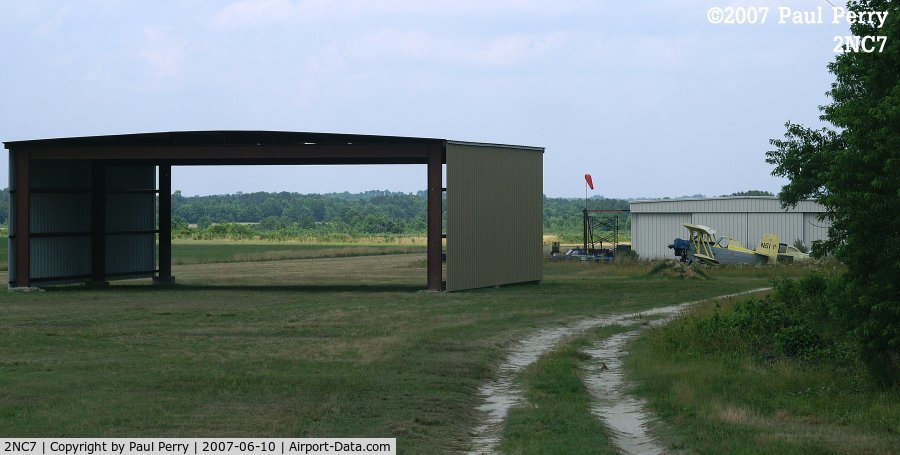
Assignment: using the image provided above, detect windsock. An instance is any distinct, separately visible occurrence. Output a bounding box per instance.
[584,173,594,190]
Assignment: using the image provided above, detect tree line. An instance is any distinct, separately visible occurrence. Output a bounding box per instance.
[0,188,780,241]
[0,187,632,241]
[766,0,898,385]
[170,190,631,241]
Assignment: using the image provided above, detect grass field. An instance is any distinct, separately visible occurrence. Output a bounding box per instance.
[171,240,426,265]
[626,296,900,454]
[0,240,424,272]
[0,242,815,452]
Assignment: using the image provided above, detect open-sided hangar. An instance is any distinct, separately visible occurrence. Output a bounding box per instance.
[4,131,544,292]
[630,197,830,260]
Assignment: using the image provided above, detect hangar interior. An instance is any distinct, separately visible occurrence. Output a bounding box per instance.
[5,131,544,291]
[630,197,830,260]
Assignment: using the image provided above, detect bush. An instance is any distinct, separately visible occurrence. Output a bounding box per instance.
[669,273,858,366]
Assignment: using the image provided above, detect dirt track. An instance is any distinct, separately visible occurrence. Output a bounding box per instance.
[467,288,771,454]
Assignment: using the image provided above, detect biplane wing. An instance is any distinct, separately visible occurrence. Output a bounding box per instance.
[683,224,719,265]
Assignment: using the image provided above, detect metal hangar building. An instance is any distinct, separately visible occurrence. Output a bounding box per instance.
[4,131,544,292]
[629,197,830,260]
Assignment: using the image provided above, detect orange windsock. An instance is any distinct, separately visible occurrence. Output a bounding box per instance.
[584,173,594,190]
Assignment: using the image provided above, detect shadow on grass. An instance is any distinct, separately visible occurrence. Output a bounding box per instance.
[41,283,427,294]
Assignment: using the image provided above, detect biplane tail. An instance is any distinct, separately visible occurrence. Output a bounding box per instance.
[755,233,781,264]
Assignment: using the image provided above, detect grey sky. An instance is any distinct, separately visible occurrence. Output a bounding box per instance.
[0,1,847,198]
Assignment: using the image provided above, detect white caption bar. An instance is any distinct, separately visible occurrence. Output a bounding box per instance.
[1,439,396,455]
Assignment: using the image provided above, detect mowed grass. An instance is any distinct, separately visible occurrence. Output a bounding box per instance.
[0,244,807,453]
[626,297,900,454]
[171,240,426,265]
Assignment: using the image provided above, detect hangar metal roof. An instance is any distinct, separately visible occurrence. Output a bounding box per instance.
[4,131,542,165]
[630,197,826,213]
[3,130,444,147]
[3,131,444,165]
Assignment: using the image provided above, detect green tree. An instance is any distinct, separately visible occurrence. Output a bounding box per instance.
[723,190,774,197]
[766,0,899,384]
[197,216,212,230]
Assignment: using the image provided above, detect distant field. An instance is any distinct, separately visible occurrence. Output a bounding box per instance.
[0,239,425,272]
[0,244,812,453]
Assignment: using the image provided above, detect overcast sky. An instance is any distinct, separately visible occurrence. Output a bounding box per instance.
[0,1,848,198]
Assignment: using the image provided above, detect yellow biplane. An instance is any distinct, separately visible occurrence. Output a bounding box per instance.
[672,224,807,266]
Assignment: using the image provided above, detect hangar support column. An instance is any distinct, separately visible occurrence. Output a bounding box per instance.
[426,145,443,291]
[12,150,31,288]
[155,163,174,284]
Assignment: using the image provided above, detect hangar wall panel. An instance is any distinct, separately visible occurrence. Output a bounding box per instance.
[104,165,156,279]
[803,213,831,248]
[106,234,155,277]
[446,143,543,291]
[27,160,93,283]
[31,193,92,233]
[630,197,828,260]
[31,160,92,189]
[691,213,749,245]
[631,213,691,260]
[10,162,157,285]
[31,237,92,282]
[748,213,803,249]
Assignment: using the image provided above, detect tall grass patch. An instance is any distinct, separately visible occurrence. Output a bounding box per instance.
[626,277,900,454]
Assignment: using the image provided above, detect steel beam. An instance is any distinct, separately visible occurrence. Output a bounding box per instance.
[27,143,432,164]
[13,150,30,288]
[426,145,444,291]
[156,164,173,283]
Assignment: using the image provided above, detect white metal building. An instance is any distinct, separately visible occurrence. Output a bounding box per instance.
[630,197,829,260]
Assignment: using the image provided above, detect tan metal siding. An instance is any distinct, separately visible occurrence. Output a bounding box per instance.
[631,213,691,259]
[446,143,543,291]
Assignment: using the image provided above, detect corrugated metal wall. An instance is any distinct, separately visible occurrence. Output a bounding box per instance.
[446,142,543,291]
[748,213,803,248]
[10,161,157,285]
[104,165,156,279]
[630,198,828,260]
[631,213,691,259]
[803,213,831,248]
[692,213,749,245]
[28,160,93,283]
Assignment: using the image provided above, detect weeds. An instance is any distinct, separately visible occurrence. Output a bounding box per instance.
[627,272,900,454]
